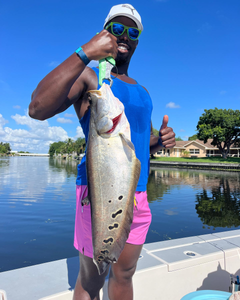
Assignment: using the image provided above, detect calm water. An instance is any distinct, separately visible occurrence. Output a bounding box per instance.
[0,157,240,272]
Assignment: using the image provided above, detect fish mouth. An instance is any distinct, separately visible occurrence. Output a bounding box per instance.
[105,113,122,134]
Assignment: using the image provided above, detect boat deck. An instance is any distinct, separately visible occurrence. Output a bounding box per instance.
[1,229,240,300]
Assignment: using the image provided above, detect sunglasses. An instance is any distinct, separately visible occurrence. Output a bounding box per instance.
[105,22,141,41]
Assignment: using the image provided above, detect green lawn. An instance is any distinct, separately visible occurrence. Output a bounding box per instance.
[151,156,240,164]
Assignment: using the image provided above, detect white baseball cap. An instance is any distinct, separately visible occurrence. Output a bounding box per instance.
[103,4,143,31]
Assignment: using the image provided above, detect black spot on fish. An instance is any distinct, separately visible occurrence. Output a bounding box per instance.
[118,195,123,200]
[108,200,112,203]
[101,250,109,255]
[103,237,114,244]
[112,209,123,219]
[98,255,104,260]
[108,223,119,230]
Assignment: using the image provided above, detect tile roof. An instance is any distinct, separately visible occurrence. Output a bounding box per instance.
[175,139,240,149]
[174,141,187,148]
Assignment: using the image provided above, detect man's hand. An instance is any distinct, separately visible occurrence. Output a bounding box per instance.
[159,115,176,148]
[82,30,118,62]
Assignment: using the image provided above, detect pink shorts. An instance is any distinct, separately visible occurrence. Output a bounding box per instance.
[74,185,152,258]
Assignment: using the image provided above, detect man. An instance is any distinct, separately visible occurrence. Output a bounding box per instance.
[29,4,176,300]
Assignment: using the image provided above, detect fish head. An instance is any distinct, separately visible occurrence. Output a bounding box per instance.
[88,83,130,139]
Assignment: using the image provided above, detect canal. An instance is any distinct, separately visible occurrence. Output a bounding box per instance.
[0,157,240,272]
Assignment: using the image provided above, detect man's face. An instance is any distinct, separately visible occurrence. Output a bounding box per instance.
[105,16,139,66]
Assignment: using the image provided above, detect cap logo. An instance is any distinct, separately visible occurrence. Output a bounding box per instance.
[122,4,136,15]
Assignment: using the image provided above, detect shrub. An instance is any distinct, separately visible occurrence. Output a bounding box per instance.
[181,150,190,158]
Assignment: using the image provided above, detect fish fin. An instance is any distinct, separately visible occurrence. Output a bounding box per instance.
[119,133,136,151]
[120,133,140,163]
[94,259,110,275]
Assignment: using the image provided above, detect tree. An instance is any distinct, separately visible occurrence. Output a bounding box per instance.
[188,134,198,141]
[197,108,240,159]
[64,138,74,154]
[48,141,65,156]
[0,142,11,154]
[152,126,159,137]
[175,136,183,141]
[48,138,86,156]
[74,137,86,155]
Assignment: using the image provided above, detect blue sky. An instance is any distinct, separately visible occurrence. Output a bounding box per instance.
[1,0,239,153]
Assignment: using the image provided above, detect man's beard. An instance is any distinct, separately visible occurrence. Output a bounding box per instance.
[115,52,130,66]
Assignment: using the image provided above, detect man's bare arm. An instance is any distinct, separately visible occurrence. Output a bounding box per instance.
[29,30,118,121]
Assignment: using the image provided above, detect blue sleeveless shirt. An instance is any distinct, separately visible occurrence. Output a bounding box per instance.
[76,67,153,191]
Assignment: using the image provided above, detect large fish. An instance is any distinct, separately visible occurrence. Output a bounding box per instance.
[86,83,141,275]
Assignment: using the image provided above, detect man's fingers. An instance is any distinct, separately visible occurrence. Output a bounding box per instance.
[158,117,176,149]
[160,126,174,137]
[160,131,176,148]
[160,115,169,131]
[163,139,176,148]
[161,132,175,143]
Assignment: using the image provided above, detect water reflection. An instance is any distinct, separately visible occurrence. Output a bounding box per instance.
[148,168,240,193]
[49,157,78,177]
[148,168,240,230]
[0,157,79,272]
[196,178,240,228]
[0,157,77,203]
[147,169,171,202]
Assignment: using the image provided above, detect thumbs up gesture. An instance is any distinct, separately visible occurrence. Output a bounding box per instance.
[159,115,176,148]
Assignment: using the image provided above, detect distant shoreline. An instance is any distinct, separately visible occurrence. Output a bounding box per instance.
[2,155,240,171]
[150,160,240,172]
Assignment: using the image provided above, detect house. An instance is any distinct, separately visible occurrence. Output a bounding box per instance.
[155,139,240,158]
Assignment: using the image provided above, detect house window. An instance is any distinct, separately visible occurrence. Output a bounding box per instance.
[157,150,162,155]
[190,149,200,154]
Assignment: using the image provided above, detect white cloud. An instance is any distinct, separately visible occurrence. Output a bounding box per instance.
[88,60,99,68]
[48,61,60,67]
[179,129,185,132]
[0,114,8,126]
[57,117,73,124]
[64,113,75,118]
[75,126,84,139]
[197,22,212,34]
[216,10,228,21]
[166,102,180,109]
[0,79,10,91]
[0,113,69,153]
[0,114,9,135]
[13,105,21,109]
[220,90,227,95]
